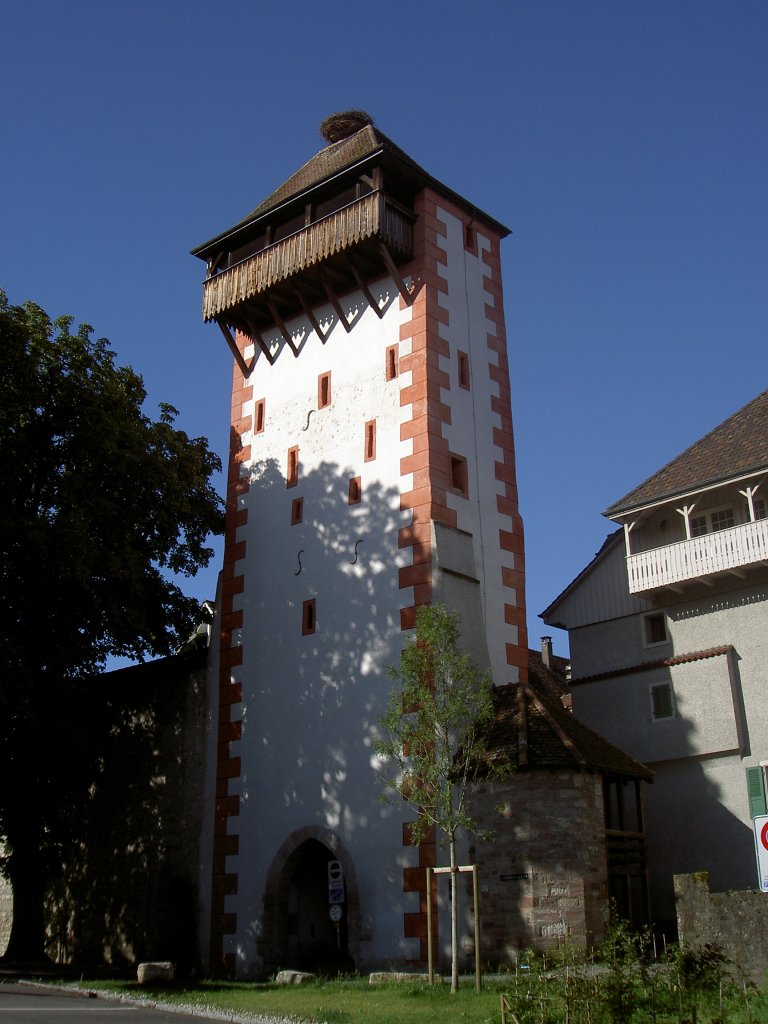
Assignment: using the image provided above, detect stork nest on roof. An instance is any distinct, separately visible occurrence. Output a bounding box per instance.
[320,110,374,144]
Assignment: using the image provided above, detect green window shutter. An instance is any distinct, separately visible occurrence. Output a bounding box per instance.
[746,766,767,818]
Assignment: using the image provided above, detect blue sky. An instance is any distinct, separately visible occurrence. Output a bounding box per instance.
[3,1,767,658]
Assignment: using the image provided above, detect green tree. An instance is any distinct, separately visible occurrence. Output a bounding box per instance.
[375,603,503,993]
[0,292,223,963]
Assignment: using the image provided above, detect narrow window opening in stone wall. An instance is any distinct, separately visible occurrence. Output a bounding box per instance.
[291,497,304,525]
[348,477,362,505]
[318,371,331,409]
[386,345,399,381]
[302,599,316,636]
[458,351,470,390]
[254,398,266,434]
[287,446,299,488]
[364,420,376,462]
[449,454,468,497]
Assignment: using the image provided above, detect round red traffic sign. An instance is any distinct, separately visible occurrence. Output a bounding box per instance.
[761,821,768,851]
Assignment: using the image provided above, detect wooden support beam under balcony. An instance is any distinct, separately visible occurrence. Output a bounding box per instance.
[201,192,415,342]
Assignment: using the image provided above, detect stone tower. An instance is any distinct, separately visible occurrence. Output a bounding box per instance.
[193,112,527,978]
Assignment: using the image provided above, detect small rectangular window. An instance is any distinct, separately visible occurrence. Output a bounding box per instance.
[710,507,734,532]
[254,398,266,434]
[348,477,362,505]
[364,420,376,462]
[302,599,316,636]
[651,682,674,720]
[386,345,399,381]
[643,612,668,646]
[318,371,331,409]
[458,351,470,390]
[287,445,299,488]
[745,496,767,522]
[449,454,468,497]
[690,514,708,537]
[291,497,304,525]
[464,222,476,252]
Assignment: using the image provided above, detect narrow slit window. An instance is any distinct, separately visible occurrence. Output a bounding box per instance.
[302,598,316,636]
[450,454,468,497]
[348,477,362,505]
[254,398,266,434]
[364,420,376,462]
[458,351,470,390]
[287,445,299,488]
[291,497,304,525]
[386,345,399,381]
[464,223,475,250]
[318,371,331,409]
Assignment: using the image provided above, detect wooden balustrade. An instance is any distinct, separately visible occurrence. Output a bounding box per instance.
[626,519,768,593]
[202,192,413,322]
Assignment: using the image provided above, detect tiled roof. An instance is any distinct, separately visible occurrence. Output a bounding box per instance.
[605,389,768,517]
[570,645,733,685]
[193,117,510,255]
[527,647,570,704]
[240,124,427,225]
[481,676,652,781]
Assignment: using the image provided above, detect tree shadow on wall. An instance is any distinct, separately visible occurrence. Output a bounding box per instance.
[231,449,420,967]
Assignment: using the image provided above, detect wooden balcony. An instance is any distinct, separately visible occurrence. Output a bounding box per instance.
[201,191,414,332]
[626,519,768,594]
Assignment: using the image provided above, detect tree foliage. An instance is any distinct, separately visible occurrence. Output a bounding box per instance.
[0,292,224,961]
[375,603,505,991]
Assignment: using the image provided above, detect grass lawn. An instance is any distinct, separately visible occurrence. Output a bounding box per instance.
[72,971,768,1024]
[74,976,505,1024]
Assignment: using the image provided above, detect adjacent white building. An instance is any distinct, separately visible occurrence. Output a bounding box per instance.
[542,389,768,929]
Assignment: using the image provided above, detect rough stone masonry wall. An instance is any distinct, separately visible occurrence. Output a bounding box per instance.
[42,654,208,969]
[468,771,609,962]
[674,872,768,987]
[0,859,11,956]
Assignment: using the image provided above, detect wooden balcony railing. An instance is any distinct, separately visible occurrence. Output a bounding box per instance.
[202,191,414,322]
[626,518,768,594]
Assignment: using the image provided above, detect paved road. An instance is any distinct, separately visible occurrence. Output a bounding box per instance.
[0,983,241,1024]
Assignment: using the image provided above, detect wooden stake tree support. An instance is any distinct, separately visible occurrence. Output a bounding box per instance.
[425,864,482,993]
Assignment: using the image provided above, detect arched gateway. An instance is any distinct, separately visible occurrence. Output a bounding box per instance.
[260,827,360,976]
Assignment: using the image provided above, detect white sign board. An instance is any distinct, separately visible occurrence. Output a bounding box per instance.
[753,814,768,892]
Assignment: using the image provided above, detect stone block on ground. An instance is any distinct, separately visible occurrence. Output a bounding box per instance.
[137,962,175,985]
[275,969,316,985]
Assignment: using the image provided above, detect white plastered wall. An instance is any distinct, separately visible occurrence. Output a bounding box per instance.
[223,280,421,974]
[434,206,517,684]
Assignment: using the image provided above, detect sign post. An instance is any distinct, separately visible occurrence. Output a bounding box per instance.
[753,814,768,892]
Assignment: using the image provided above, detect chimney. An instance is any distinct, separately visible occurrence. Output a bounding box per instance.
[540,636,553,668]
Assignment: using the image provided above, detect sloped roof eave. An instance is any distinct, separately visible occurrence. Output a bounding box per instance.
[604,389,768,517]
[540,529,624,627]
[605,463,768,520]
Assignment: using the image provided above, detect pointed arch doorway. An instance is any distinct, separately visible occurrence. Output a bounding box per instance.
[261,826,360,976]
